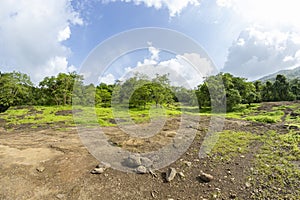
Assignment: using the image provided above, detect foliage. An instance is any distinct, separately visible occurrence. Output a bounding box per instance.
[0,71,33,107]
[1,70,300,115]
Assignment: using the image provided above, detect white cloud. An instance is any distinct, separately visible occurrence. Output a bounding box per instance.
[0,0,83,83]
[137,45,160,66]
[216,0,233,8]
[33,56,76,82]
[223,26,300,80]
[99,73,116,85]
[103,0,200,17]
[283,56,294,62]
[122,46,214,88]
[236,38,245,46]
[216,0,300,30]
[58,26,71,42]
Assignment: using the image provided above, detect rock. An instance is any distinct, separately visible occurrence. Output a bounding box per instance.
[229,193,237,199]
[183,161,192,167]
[125,155,142,168]
[91,162,111,174]
[36,166,45,172]
[96,162,111,169]
[149,168,158,178]
[56,194,65,199]
[136,166,147,174]
[178,172,185,178]
[245,182,251,188]
[198,172,214,182]
[140,157,153,168]
[166,168,177,182]
[91,167,105,174]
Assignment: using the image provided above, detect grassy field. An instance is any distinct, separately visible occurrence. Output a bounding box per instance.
[1,101,300,130]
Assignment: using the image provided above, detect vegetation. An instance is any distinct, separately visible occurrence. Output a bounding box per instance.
[208,129,300,199]
[1,70,300,114]
[250,131,300,199]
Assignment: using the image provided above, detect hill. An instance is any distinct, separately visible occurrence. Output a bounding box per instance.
[258,66,300,82]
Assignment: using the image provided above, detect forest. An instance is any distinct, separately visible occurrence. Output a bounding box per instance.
[1,70,300,112]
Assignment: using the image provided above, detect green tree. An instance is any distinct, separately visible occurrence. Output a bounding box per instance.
[261,81,274,102]
[273,74,294,101]
[39,72,83,105]
[96,83,114,107]
[290,78,300,100]
[0,71,33,108]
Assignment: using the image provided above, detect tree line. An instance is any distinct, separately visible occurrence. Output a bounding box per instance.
[1,71,299,112]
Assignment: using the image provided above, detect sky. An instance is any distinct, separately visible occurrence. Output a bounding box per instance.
[1,0,300,87]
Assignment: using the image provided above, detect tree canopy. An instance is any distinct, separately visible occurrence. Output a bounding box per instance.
[0,70,299,113]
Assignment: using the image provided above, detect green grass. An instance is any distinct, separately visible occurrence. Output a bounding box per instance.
[0,102,298,130]
[207,129,300,199]
[0,104,184,129]
[249,131,300,199]
[284,106,300,128]
[208,131,260,162]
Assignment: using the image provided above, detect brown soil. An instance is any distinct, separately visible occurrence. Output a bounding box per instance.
[0,103,297,200]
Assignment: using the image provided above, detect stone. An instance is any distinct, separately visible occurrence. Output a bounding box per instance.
[198,172,214,182]
[56,194,65,199]
[96,162,111,169]
[36,166,45,172]
[136,166,147,174]
[178,172,185,178]
[183,161,192,167]
[245,182,251,188]
[91,167,105,174]
[166,167,177,182]
[140,157,153,168]
[229,193,237,199]
[149,168,158,178]
[125,155,142,168]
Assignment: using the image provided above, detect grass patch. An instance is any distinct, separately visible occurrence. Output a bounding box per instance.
[249,131,300,199]
[208,131,259,162]
[245,110,284,123]
[284,107,300,128]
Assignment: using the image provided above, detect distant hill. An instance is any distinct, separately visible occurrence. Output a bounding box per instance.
[258,66,300,82]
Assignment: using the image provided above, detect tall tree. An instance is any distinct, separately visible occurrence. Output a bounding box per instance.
[273,74,294,101]
[0,71,33,108]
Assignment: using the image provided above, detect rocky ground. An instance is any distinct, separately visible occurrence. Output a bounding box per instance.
[0,102,299,200]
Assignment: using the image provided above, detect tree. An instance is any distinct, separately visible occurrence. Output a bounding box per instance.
[261,81,274,102]
[96,83,114,107]
[290,78,300,100]
[226,89,241,111]
[253,81,262,102]
[130,83,152,109]
[0,71,33,109]
[273,74,294,101]
[195,82,210,109]
[39,72,83,105]
[151,74,173,107]
[173,86,197,106]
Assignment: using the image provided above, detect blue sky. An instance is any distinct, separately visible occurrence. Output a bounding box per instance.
[1,0,300,86]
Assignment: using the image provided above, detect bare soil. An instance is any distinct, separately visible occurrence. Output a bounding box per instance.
[0,103,298,200]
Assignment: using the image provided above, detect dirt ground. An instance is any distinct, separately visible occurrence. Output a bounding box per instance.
[0,103,298,200]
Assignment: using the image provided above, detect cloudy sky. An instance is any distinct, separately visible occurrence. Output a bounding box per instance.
[1,0,300,86]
